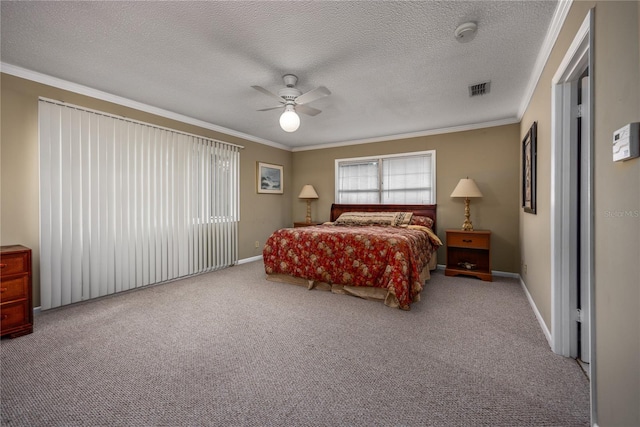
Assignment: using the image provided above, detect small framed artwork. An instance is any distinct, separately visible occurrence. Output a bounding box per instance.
[257,162,283,194]
[522,121,537,214]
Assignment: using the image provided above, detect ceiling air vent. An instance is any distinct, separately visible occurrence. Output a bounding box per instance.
[469,81,491,97]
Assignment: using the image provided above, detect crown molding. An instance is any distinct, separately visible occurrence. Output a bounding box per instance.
[292,117,520,152]
[518,0,573,119]
[1,63,290,151]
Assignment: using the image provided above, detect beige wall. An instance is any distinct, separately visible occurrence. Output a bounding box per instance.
[0,73,293,307]
[521,1,640,425]
[292,124,521,273]
[592,2,640,425]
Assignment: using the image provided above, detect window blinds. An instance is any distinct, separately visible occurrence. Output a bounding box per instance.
[336,151,435,204]
[382,155,433,203]
[336,160,379,204]
[38,99,240,310]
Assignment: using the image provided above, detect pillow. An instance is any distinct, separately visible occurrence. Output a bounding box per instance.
[409,215,434,229]
[395,212,413,226]
[334,211,413,227]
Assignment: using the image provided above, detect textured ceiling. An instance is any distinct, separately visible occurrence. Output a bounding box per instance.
[1,1,559,150]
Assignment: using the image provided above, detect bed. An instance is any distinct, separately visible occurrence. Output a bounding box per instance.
[262,204,441,310]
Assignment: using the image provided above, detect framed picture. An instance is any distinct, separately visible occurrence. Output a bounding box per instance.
[257,162,283,194]
[522,121,537,214]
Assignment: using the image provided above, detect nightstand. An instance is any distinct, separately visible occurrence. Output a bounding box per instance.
[445,229,492,281]
[293,222,321,228]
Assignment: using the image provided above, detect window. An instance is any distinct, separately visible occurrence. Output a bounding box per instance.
[335,151,435,204]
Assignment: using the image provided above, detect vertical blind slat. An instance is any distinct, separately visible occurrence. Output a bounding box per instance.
[98,115,110,297]
[127,123,137,291]
[39,102,53,310]
[215,143,221,268]
[165,132,171,281]
[207,140,213,271]
[70,109,83,303]
[39,100,240,310]
[50,105,62,308]
[156,129,163,282]
[113,120,123,294]
[60,107,72,306]
[106,116,116,296]
[117,121,128,292]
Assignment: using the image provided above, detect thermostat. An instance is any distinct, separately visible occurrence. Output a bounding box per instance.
[613,122,639,162]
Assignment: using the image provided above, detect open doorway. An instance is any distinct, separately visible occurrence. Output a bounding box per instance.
[550,8,595,423]
[576,68,591,371]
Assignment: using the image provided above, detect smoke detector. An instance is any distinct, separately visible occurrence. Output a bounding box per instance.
[454,22,478,43]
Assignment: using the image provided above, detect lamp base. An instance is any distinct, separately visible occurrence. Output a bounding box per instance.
[461,198,474,231]
[305,200,312,224]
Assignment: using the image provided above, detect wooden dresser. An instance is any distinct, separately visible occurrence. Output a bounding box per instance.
[1,245,33,338]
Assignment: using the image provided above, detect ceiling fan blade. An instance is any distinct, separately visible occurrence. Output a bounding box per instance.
[251,85,284,103]
[296,104,322,116]
[295,86,331,105]
[257,105,284,112]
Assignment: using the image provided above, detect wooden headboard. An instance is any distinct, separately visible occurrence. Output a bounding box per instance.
[330,204,437,230]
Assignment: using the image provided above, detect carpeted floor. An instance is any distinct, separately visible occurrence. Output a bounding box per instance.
[0,261,590,426]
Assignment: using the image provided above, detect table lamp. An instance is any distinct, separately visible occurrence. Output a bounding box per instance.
[450,178,483,231]
[298,184,319,223]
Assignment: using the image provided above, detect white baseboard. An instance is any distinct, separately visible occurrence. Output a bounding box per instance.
[237,255,262,265]
[519,275,553,348]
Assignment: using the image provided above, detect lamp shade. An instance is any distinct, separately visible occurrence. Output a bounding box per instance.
[298,184,319,199]
[279,105,300,132]
[450,178,483,198]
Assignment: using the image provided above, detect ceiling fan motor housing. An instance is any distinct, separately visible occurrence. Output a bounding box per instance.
[278,87,302,101]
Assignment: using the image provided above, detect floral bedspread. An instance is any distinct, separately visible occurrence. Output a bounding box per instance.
[263,224,440,310]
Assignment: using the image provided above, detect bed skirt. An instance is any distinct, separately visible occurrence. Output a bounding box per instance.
[265,253,437,309]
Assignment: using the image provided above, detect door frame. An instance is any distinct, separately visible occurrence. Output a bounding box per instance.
[550,8,595,423]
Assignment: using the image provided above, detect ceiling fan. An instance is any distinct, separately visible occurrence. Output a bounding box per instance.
[252,74,331,132]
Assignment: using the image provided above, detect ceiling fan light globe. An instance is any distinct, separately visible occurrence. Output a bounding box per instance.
[280,109,300,132]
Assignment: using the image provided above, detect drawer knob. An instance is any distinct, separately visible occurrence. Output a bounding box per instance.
[0,263,6,268]
[462,239,473,243]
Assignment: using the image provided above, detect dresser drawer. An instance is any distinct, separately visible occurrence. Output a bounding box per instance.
[0,252,30,276]
[0,246,33,338]
[447,233,490,249]
[1,300,30,331]
[0,275,29,302]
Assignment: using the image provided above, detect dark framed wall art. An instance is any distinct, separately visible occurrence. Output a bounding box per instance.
[257,162,283,194]
[522,121,537,214]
